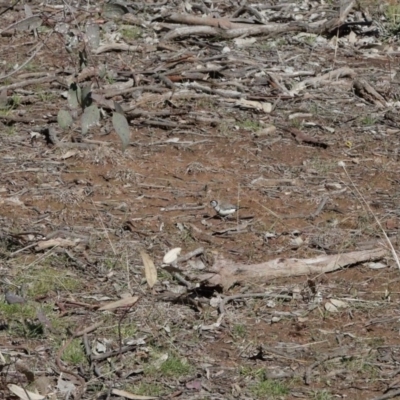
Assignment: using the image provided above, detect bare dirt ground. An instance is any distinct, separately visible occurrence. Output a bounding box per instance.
[2,1,400,399]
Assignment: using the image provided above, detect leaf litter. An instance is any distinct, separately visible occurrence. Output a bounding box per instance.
[1,0,400,399]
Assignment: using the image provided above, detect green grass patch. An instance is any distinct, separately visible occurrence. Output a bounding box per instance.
[251,378,289,398]
[385,3,400,31]
[104,317,138,339]
[307,157,337,175]
[120,25,141,40]
[0,301,69,339]
[0,302,36,319]
[240,366,266,379]
[160,355,192,377]
[361,115,376,126]
[5,126,16,135]
[17,265,83,297]
[232,324,247,338]
[237,119,262,132]
[23,62,41,72]
[37,91,57,102]
[61,338,86,365]
[0,303,42,338]
[125,382,166,397]
[311,389,333,400]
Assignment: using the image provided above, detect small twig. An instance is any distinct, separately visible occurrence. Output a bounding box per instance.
[64,249,87,271]
[0,0,22,17]
[309,195,329,220]
[218,292,292,314]
[90,344,137,361]
[172,271,193,289]
[82,333,91,359]
[340,162,400,269]
[177,247,204,262]
[370,388,400,400]
[75,322,103,337]
[161,204,205,212]
[8,242,37,257]
[0,43,43,80]
[91,200,117,256]
[117,305,134,361]
[304,351,348,385]
[56,336,86,400]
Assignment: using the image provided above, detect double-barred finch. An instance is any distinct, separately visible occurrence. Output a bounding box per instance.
[210,200,240,217]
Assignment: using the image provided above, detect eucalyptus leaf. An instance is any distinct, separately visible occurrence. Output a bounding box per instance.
[99,64,107,79]
[57,109,73,129]
[3,15,42,32]
[112,112,130,151]
[68,83,81,109]
[86,23,100,49]
[114,101,124,115]
[0,89,8,110]
[81,105,100,135]
[103,3,129,19]
[24,4,33,17]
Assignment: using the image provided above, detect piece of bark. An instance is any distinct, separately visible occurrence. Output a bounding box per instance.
[353,78,387,108]
[200,248,387,290]
[280,126,329,148]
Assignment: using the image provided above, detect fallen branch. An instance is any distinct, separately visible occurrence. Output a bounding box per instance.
[202,247,387,289]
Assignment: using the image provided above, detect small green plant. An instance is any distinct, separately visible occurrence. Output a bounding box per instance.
[251,378,289,398]
[258,41,273,50]
[238,119,261,132]
[302,35,317,46]
[109,320,137,338]
[308,157,336,175]
[218,120,232,136]
[0,303,50,338]
[367,337,385,347]
[0,303,36,319]
[105,74,116,85]
[23,62,41,72]
[57,82,100,134]
[240,366,266,379]
[17,265,82,297]
[124,382,166,397]
[232,324,247,338]
[37,91,56,102]
[311,389,333,400]
[275,38,287,47]
[290,118,302,128]
[361,115,376,126]
[120,26,141,40]
[57,81,130,150]
[159,356,191,377]
[10,94,21,108]
[386,3,400,32]
[5,126,16,135]
[61,339,86,365]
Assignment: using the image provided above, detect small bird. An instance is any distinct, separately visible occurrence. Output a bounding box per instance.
[210,200,241,217]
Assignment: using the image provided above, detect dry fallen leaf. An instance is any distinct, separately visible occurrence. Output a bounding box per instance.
[98,296,139,311]
[235,98,272,113]
[111,388,158,399]
[140,250,158,288]
[60,150,78,160]
[325,299,348,313]
[163,247,181,264]
[324,301,338,313]
[8,384,45,400]
[35,238,79,251]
